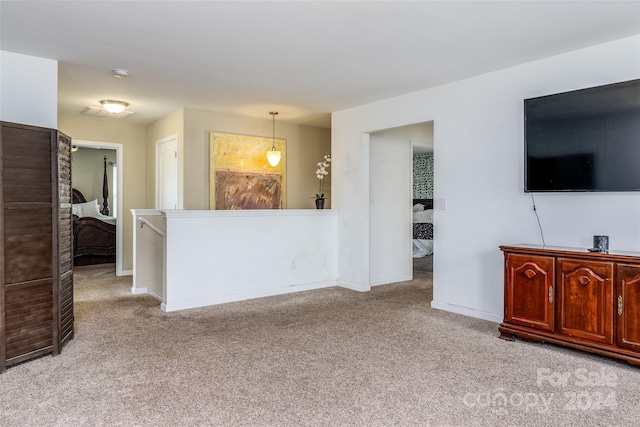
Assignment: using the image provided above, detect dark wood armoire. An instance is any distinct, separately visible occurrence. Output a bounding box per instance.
[0,121,74,373]
[500,245,640,366]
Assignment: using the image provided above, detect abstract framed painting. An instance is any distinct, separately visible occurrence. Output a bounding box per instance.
[209,132,286,210]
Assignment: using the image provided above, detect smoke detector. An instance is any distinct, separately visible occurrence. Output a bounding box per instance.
[112,69,129,79]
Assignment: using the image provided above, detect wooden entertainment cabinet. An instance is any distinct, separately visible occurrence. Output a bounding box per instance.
[499,245,640,366]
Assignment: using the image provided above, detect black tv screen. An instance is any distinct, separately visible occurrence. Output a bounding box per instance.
[525,79,640,192]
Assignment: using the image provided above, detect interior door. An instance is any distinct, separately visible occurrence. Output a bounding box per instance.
[156,136,178,210]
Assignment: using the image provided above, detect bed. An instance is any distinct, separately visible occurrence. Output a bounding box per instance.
[72,157,116,265]
[412,198,433,258]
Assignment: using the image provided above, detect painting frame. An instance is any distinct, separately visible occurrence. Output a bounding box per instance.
[209,132,286,210]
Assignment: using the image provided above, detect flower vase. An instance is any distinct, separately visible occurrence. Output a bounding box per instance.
[315,198,325,209]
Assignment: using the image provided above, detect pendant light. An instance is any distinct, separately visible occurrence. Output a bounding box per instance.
[267,111,281,167]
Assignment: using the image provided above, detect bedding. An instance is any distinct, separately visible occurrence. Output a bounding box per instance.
[412,198,434,258]
[72,188,116,265]
[72,198,116,224]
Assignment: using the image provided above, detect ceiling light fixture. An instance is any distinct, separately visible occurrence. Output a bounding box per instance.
[112,69,129,79]
[100,100,129,114]
[267,111,281,167]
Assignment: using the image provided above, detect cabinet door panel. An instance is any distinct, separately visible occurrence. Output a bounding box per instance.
[558,259,614,344]
[617,264,640,351]
[506,254,555,331]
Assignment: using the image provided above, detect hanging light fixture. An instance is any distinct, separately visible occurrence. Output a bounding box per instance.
[100,100,129,114]
[267,111,281,167]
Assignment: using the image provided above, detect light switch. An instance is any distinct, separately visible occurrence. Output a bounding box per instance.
[438,198,447,210]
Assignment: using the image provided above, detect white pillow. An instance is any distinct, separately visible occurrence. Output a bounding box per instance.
[413,203,425,212]
[413,209,434,223]
[74,199,101,217]
[72,204,82,217]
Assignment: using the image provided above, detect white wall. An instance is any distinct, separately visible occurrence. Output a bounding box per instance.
[0,51,57,128]
[72,147,117,212]
[333,35,640,322]
[162,210,337,312]
[131,210,164,299]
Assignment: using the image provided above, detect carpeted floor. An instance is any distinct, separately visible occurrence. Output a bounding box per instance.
[413,255,433,272]
[1,263,639,426]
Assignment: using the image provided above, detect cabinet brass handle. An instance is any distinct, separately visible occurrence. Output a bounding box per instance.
[549,286,554,303]
[618,295,623,316]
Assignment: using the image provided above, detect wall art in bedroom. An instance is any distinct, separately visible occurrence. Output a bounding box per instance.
[209,132,286,210]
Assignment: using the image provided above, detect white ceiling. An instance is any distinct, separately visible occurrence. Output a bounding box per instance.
[1,1,639,128]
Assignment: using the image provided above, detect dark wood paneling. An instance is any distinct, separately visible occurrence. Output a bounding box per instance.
[1,122,73,373]
[0,123,5,372]
[500,245,640,366]
[3,205,53,284]
[617,264,640,351]
[2,127,52,206]
[58,132,72,206]
[57,131,73,348]
[59,272,73,345]
[505,253,555,332]
[557,258,614,344]
[4,281,53,361]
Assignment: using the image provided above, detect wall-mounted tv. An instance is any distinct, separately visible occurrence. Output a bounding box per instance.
[524,79,640,192]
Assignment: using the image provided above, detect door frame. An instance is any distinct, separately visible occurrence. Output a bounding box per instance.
[72,140,125,276]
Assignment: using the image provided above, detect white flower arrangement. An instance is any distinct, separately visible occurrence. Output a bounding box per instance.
[315,154,331,200]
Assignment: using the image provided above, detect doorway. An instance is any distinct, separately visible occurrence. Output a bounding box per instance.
[71,140,124,275]
[367,121,434,287]
[411,145,434,276]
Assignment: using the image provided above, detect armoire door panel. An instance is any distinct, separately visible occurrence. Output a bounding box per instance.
[506,253,555,331]
[617,264,640,351]
[557,258,614,344]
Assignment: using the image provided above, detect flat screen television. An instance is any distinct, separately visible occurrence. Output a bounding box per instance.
[524,79,640,192]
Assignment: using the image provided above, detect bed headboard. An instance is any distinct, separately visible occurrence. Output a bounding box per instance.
[72,188,87,204]
[413,198,433,210]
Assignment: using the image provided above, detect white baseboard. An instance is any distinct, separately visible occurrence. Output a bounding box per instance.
[430,300,502,323]
[337,281,370,292]
[120,269,133,276]
[131,287,147,295]
[148,293,163,302]
[370,274,412,287]
[161,281,335,312]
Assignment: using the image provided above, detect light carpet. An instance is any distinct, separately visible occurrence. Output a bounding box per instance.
[1,264,638,426]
